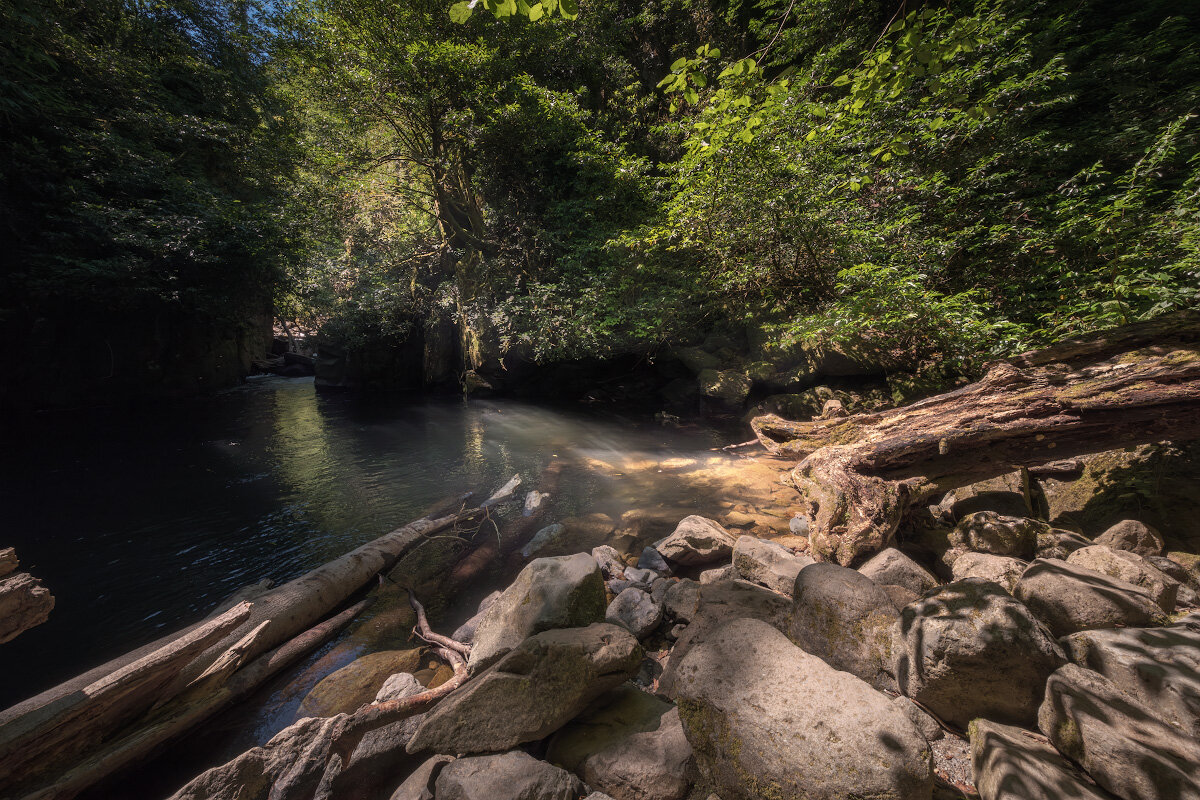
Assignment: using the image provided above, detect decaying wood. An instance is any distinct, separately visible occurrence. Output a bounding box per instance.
[0,547,18,578]
[0,569,54,644]
[0,602,252,793]
[3,475,520,800]
[751,311,1200,565]
[171,593,469,800]
[18,599,369,800]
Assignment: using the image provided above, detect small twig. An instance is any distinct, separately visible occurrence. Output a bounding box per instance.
[711,439,762,451]
[408,590,471,656]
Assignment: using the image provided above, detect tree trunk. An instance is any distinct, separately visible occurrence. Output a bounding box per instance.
[751,311,1200,565]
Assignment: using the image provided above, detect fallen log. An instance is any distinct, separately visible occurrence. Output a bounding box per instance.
[1,475,521,800]
[19,599,370,800]
[170,593,469,800]
[0,569,54,644]
[751,311,1200,565]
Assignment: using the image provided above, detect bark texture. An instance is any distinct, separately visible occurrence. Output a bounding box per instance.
[751,311,1200,565]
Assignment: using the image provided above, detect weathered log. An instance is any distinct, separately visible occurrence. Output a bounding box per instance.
[17,599,369,800]
[0,547,18,578]
[170,593,468,800]
[751,311,1200,565]
[2,476,519,800]
[0,570,54,644]
[0,602,252,793]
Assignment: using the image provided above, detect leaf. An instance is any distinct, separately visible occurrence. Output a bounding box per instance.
[448,1,473,23]
[670,57,688,72]
[831,74,851,87]
[558,0,578,19]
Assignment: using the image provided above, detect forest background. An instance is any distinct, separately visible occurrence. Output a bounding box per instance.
[2,0,1198,410]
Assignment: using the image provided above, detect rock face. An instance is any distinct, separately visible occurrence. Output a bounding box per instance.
[698,369,751,407]
[950,553,1028,593]
[656,517,737,566]
[970,719,1109,800]
[948,512,1043,561]
[468,553,607,673]
[893,578,1065,728]
[388,755,453,800]
[1013,558,1167,637]
[407,623,642,755]
[789,563,900,690]
[1060,619,1200,737]
[298,649,428,718]
[673,619,932,800]
[452,591,502,645]
[1039,664,1200,800]
[548,684,693,800]
[328,673,427,800]
[606,587,663,639]
[434,751,584,800]
[731,535,814,596]
[858,548,938,595]
[1035,528,1092,561]
[658,580,793,698]
[1094,519,1164,557]
[1066,545,1179,611]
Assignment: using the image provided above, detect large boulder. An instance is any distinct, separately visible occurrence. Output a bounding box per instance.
[1035,528,1092,561]
[387,755,453,800]
[1066,545,1179,611]
[698,369,751,407]
[731,535,814,596]
[1039,664,1200,800]
[1060,619,1200,737]
[789,563,900,690]
[970,719,1109,800]
[858,548,938,595]
[656,517,737,566]
[893,579,1065,728]
[547,684,693,800]
[407,623,642,755]
[948,512,1043,562]
[326,673,427,800]
[434,751,584,800]
[451,591,502,646]
[658,580,793,698]
[673,619,932,800]
[606,587,663,639]
[950,553,1027,594]
[950,491,1030,521]
[1094,519,1164,557]
[1012,558,1167,637]
[468,553,606,673]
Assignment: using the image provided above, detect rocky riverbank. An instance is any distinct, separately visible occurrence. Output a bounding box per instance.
[170,441,1200,800]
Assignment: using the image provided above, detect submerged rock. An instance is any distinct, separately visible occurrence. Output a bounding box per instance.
[297,649,428,719]
[520,523,566,558]
[673,618,932,800]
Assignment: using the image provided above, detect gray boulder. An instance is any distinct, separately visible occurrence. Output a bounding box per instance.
[662,579,700,625]
[657,517,737,566]
[893,578,1065,728]
[329,674,427,800]
[1039,664,1200,800]
[731,535,814,596]
[950,491,1030,521]
[388,755,454,800]
[858,548,938,595]
[1035,528,1092,561]
[637,547,672,574]
[407,624,642,755]
[1060,619,1200,737]
[1067,544,1179,611]
[658,580,793,698]
[789,562,900,690]
[1013,558,1167,637]
[892,696,943,742]
[1094,519,1164,557]
[434,751,583,800]
[948,511,1043,561]
[468,553,606,673]
[970,719,1109,800]
[606,587,663,639]
[881,583,920,612]
[673,619,932,800]
[592,545,626,580]
[698,565,734,584]
[950,552,1028,594]
[547,683,693,800]
[452,591,502,645]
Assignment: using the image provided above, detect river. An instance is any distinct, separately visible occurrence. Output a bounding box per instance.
[2,376,790,794]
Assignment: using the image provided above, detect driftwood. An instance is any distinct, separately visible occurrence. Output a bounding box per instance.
[751,311,1200,565]
[0,549,54,644]
[171,593,470,800]
[1,476,522,800]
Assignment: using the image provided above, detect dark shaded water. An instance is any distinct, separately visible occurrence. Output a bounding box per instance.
[0,377,728,712]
